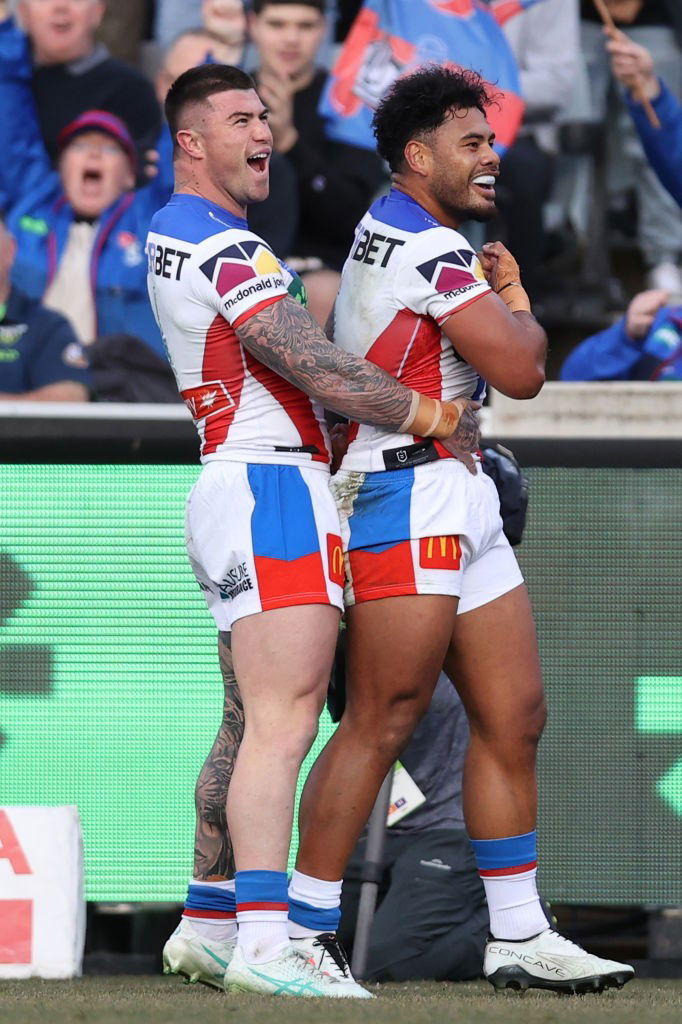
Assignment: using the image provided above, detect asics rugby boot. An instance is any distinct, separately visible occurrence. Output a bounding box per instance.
[291,932,372,998]
[162,919,234,989]
[225,943,370,998]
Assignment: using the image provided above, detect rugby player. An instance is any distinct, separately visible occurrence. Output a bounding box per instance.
[147,63,480,998]
[289,66,635,995]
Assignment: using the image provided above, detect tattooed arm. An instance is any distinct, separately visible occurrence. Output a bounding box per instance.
[193,632,243,881]
[236,295,415,429]
[323,298,481,463]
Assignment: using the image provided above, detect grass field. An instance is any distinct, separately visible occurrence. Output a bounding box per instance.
[2,977,682,1024]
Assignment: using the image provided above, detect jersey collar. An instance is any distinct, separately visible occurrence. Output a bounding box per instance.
[169,193,249,230]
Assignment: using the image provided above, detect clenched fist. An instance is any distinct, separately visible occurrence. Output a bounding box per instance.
[478,242,531,313]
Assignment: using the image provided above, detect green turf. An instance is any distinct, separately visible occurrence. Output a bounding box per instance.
[1,977,681,1024]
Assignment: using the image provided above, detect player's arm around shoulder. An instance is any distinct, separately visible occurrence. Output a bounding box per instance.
[442,242,547,400]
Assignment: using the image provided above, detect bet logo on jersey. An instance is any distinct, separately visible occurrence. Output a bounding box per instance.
[417,250,486,293]
[200,240,282,296]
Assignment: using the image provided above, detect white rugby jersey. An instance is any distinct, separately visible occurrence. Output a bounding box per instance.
[147,193,330,467]
[334,189,491,472]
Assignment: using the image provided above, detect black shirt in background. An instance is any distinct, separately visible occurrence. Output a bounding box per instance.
[32,49,161,168]
[278,68,386,270]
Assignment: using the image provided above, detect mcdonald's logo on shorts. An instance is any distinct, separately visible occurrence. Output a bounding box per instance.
[419,535,462,570]
[327,534,345,587]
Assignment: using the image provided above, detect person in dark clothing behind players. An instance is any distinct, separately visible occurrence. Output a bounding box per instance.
[5,0,160,170]
[249,0,386,324]
[0,212,91,401]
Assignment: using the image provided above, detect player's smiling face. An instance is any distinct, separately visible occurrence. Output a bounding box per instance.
[201,89,273,208]
[426,106,499,225]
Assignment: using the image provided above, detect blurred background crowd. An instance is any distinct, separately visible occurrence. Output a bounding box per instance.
[0,0,680,404]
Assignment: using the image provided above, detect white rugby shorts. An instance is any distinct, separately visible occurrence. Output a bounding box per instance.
[331,458,523,613]
[185,461,345,630]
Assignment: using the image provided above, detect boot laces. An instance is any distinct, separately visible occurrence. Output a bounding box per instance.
[312,933,350,978]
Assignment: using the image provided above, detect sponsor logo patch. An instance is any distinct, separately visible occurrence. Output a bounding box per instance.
[417,249,486,293]
[200,240,283,298]
[327,534,345,587]
[419,535,461,570]
[182,380,235,420]
[218,562,254,601]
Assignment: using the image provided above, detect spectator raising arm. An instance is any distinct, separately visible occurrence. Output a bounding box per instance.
[559,289,676,381]
[0,12,59,208]
[608,33,682,208]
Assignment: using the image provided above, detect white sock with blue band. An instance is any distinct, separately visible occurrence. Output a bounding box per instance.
[470,830,548,940]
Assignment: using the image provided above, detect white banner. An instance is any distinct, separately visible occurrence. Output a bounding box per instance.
[0,806,85,978]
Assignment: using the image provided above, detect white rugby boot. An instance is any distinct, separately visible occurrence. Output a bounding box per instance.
[291,932,373,998]
[225,943,370,997]
[484,928,635,994]
[162,918,235,989]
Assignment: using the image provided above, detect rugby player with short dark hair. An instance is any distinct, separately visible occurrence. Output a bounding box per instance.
[149,61,481,999]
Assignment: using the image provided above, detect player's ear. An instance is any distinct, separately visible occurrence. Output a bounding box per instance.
[404,139,431,178]
[176,128,205,160]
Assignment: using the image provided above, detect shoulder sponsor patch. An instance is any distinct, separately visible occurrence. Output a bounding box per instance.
[200,240,283,297]
[417,249,486,293]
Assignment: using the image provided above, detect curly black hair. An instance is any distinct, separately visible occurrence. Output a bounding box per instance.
[372,65,494,173]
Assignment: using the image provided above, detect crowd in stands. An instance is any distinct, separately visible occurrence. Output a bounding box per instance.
[0,0,680,403]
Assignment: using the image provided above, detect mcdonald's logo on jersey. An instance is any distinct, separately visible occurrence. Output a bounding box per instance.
[327,534,345,587]
[419,535,462,570]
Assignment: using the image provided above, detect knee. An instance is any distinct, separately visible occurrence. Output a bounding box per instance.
[249,703,320,766]
[280,710,320,766]
[471,690,547,758]
[346,691,430,762]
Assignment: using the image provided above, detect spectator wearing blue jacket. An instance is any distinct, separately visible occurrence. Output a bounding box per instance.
[0,17,169,359]
[0,211,91,402]
[608,31,682,209]
[560,289,682,382]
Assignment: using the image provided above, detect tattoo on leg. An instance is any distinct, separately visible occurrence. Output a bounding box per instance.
[193,631,244,880]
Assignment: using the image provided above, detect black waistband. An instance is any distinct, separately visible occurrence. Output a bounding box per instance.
[382,440,441,471]
[273,444,322,455]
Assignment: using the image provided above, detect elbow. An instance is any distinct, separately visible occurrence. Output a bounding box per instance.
[524,366,546,398]
[505,366,545,400]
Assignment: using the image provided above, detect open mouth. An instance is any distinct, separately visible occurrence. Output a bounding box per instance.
[247,152,269,174]
[471,174,497,199]
[80,169,103,192]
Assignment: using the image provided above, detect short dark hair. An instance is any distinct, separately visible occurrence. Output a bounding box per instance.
[251,0,325,14]
[372,65,494,174]
[165,63,256,147]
